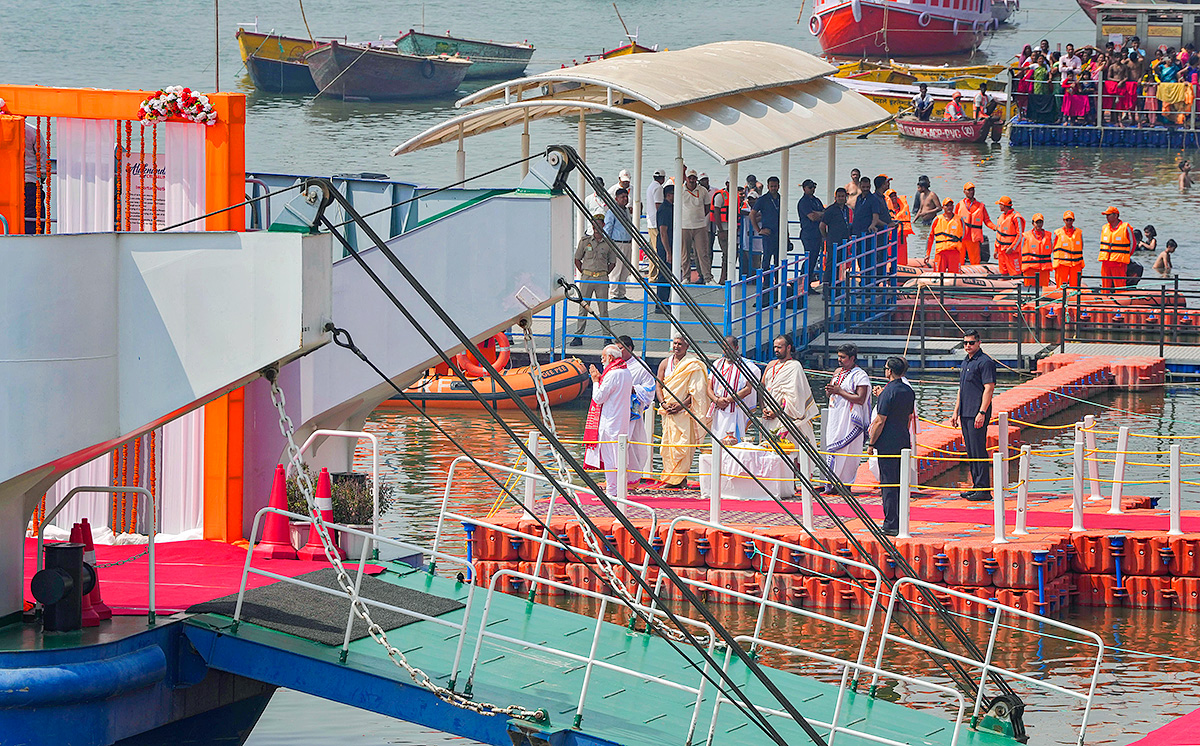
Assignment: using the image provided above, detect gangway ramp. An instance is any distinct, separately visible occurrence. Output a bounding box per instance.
[183,560,1019,746]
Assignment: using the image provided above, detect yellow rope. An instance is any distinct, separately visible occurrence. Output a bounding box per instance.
[1011,418,1078,431]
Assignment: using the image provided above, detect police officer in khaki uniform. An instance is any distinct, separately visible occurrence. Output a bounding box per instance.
[571,214,620,346]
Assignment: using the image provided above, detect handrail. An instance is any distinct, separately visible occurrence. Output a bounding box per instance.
[707,635,967,746]
[36,485,157,624]
[240,506,477,679]
[292,428,381,540]
[875,577,1104,743]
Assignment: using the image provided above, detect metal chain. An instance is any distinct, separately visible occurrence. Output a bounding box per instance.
[266,372,541,720]
[96,546,150,569]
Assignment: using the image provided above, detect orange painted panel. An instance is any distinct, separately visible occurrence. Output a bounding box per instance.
[0,116,23,235]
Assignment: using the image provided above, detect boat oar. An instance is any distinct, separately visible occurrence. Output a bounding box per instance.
[856,107,913,139]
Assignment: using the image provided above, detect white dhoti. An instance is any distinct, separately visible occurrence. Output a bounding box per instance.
[584,364,633,492]
[825,366,872,490]
[710,357,761,443]
[627,355,657,483]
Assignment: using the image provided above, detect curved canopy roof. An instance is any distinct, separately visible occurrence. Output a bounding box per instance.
[391,41,890,165]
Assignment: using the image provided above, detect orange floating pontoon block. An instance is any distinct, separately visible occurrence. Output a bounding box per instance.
[1076,573,1127,607]
[610,519,654,566]
[994,588,1036,613]
[706,569,761,605]
[942,539,996,587]
[655,523,708,568]
[763,572,807,607]
[1071,532,1118,575]
[1121,533,1172,577]
[946,586,996,618]
[893,537,947,584]
[1168,536,1200,577]
[519,561,570,597]
[471,521,522,562]
[749,526,810,574]
[565,561,611,595]
[473,560,526,595]
[654,567,709,602]
[517,515,576,563]
[703,525,757,571]
[1173,577,1200,611]
[991,537,1068,590]
[1126,576,1178,610]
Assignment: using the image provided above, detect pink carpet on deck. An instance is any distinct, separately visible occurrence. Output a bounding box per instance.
[1127,705,1200,744]
[23,539,383,615]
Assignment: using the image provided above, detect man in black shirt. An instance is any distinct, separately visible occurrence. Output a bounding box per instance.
[797,179,825,290]
[950,330,997,500]
[868,356,915,535]
[820,188,852,289]
[654,185,675,309]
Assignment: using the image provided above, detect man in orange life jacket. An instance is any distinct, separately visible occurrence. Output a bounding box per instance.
[955,182,997,266]
[992,196,1025,277]
[1052,211,1085,289]
[1098,205,1136,291]
[926,198,965,274]
[1021,213,1053,289]
[884,189,912,265]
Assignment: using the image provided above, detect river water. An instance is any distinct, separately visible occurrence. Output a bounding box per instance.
[6,0,1200,743]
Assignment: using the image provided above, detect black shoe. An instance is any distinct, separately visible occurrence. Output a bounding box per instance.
[963,490,991,501]
[569,337,583,347]
[881,528,900,537]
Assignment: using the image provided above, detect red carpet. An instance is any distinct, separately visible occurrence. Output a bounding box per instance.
[1127,705,1200,744]
[24,539,383,615]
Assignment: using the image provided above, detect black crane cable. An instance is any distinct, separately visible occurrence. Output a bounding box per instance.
[557,147,1025,728]
[309,184,830,746]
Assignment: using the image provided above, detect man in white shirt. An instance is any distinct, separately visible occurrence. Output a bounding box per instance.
[912,83,935,120]
[645,169,665,281]
[618,335,658,486]
[584,344,633,492]
[708,335,761,444]
[584,177,607,235]
[973,81,997,120]
[680,169,712,283]
[1061,44,1082,76]
[608,169,632,198]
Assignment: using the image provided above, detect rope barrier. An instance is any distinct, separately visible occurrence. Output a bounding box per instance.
[1010,419,1078,431]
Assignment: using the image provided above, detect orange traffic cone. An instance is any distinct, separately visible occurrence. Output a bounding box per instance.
[299,468,347,561]
[253,464,299,560]
[79,518,111,620]
[70,522,101,627]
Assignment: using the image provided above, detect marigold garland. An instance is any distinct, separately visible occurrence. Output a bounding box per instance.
[138,86,217,125]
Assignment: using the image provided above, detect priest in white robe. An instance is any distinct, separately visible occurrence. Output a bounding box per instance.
[618,335,657,487]
[708,335,761,444]
[760,334,818,448]
[584,344,633,492]
[823,343,873,494]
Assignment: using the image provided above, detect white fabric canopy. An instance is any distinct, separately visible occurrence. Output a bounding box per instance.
[164,122,207,231]
[55,118,115,233]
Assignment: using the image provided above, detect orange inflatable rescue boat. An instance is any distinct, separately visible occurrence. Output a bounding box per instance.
[380,332,590,410]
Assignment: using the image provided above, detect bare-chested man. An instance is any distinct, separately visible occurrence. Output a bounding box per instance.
[1106,52,1130,125]
[1181,159,1192,191]
[1126,50,1146,87]
[846,168,863,210]
[912,175,941,226]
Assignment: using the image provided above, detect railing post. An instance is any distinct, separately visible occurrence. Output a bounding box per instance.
[616,433,629,504]
[1171,444,1183,536]
[1072,424,1086,532]
[1161,285,1167,358]
[1084,414,1102,501]
[1108,425,1129,515]
[524,430,540,517]
[709,436,723,524]
[1015,445,1030,536]
[1015,284,1023,369]
[800,448,814,531]
[992,452,1008,544]
[998,411,1010,490]
[898,448,912,539]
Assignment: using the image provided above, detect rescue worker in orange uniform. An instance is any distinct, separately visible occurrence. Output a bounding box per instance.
[992,196,1025,277]
[1052,211,1085,289]
[1021,213,1053,289]
[955,182,997,266]
[884,189,913,265]
[1097,205,1135,291]
[926,198,965,273]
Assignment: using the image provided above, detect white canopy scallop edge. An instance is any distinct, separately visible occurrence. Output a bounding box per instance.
[391,41,891,165]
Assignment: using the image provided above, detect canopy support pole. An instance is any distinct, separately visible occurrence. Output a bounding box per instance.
[780,149,791,263]
[577,114,587,245]
[520,111,530,177]
[728,161,738,287]
[826,135,836,205]
[672,137,684,302]
[456,124,466,183]
[633,121,643,255]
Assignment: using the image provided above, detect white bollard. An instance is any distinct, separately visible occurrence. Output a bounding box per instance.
[992,452,1008,544]
[524,430,540,517]
[1072,424,1086,532]
[898,448,912,539]
[1108,425,1129,515]
[616,434,629,505]
[799,449,814,531]
[709,437,723,524]
[998,411,1010,490]
[1014,445,1030,536]
[821,407,830,452]
[1084,414,1102,501]
[1170,444,1183,536]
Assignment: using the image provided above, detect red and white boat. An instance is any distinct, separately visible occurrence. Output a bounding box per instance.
[895,115,1000,142]
[809,0,996,58]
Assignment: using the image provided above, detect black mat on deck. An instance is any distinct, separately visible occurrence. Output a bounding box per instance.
[187,568,464,646]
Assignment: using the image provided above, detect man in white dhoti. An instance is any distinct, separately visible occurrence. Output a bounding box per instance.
[618,335,657,487]
[822,343,872,495]
[654,334,712,488]
[584,345,633,492]
[760,334,818,449]
[707,335,760,444]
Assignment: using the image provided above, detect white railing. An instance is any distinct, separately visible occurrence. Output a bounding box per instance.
[293,428,381,539]
[874,577,1104,745]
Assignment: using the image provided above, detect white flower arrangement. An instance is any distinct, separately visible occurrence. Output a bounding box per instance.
[137,86,217,126]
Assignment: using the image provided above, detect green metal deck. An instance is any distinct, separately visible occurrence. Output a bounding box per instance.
[184,560,1022,746]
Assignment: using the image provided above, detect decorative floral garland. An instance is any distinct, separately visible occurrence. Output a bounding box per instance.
[0,98,8,114]
[137,86,217,125]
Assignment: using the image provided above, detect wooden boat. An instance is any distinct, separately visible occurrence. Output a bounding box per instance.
[834,59,1005,85]
[235,28,319,94]
[810,0,996,57]
[896,115,1000,142]
[381,359,589,410]
[304,40,472,101]
[836,77,1008,118]
[394,29,534,80]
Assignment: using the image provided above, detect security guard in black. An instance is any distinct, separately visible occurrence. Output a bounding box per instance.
[952,335,996,498]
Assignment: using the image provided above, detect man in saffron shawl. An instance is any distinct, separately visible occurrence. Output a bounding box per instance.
[583,344,632,492]
[760,334,818,449]
[654,334,711,488]
[618,335,658,487]
[822,343,872,495]
[707,335,760,444]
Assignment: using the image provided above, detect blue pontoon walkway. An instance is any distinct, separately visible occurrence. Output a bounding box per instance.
[183,560,1021,746]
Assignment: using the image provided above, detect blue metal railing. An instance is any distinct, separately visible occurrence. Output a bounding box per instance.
[827,227,902,335]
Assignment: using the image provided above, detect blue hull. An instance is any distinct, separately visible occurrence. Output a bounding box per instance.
[246,55,318,94]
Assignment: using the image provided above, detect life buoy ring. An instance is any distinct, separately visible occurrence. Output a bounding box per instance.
[810,14,823,35]
[421,58,436,79]
[454,332,511,378]
[918,11,932,26]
